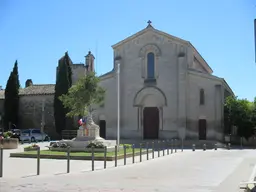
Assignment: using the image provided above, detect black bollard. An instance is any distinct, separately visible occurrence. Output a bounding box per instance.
[203,144,206,151]
[162,140,165,156]
[91,146,95,171]
[192,144,196,151]
[171,139,173,154]
[146,142,149,160]
[124,145,126,165]
[140,143,142,162]
[227,143,231,150]
[214,143,217,150]
[104,146,107,169]
[167,140,169,155]
[174,139,177,153]
[240,137,243,149]
[67,146,70,173]
[181,138,184,152]
[0,147,3,177]
[158,141,160,157]
[132,144,135,164]
[37,147,40,175]
[152,141,155,159]
[115,145,117,167]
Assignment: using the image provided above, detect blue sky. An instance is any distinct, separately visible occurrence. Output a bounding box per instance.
[0,0,256,100]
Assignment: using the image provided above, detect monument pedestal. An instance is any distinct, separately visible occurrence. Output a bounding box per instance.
[55,116,116,152]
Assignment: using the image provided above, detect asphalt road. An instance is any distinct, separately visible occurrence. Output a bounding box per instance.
[0,143,255,191]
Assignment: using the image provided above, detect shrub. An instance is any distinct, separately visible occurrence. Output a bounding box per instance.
[3,131,13,138]
[59,143,68,148]
[50,142,60,148]
[86,141,104,149]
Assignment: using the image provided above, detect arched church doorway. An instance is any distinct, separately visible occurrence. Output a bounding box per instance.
[143,107,159,139]
[99,120,106,139]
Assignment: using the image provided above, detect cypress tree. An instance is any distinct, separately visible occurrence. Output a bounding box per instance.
[54,56,71,134]
[64,52,72,87]
[63,52,74,130]
[4,60,20,130]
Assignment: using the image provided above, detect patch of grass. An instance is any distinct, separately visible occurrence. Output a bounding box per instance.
[18,148,141,157]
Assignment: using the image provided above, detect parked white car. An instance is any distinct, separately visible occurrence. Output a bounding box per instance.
[20,129,50,143]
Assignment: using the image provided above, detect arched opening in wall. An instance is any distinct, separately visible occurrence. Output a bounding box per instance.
[198,119,207,140]
[143,107,159,139]
[99,120,106,139]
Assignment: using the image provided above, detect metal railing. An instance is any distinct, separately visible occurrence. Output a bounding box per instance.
[0,140,231,178]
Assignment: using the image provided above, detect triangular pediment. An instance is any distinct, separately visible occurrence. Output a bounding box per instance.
[111,24,188,49]
[111,24,213,74]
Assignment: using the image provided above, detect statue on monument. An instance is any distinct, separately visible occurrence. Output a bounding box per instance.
[77,106,101,139]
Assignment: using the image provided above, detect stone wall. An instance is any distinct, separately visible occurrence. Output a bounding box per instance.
[71,64,86,84]
[18,94,58,138]
[186,72,226,141]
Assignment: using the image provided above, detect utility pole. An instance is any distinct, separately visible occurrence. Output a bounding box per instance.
[41,99,45,133]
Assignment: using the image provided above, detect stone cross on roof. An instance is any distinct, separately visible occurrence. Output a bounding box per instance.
[147,20,152,28]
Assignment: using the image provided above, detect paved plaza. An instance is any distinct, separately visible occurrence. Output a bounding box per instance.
[0,142,256,191]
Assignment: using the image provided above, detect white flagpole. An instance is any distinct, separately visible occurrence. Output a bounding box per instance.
[117,63,120,147]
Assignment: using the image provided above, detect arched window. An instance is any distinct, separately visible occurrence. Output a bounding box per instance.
[147,52,155,79]
[200,89,205,105]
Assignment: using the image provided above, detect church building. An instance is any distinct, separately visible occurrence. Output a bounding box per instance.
[95,21,233,141]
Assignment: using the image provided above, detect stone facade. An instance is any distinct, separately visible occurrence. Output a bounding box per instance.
[94,23,233,141]
[0,23,233,141]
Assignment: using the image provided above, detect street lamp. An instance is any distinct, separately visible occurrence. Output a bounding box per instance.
[116,62,120,147]
[254,19,256,63]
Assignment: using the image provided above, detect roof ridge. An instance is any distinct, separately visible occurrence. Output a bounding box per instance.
[30,84,55,86]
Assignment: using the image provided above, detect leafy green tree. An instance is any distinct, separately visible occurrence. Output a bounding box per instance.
[4,60,20,130]
[54,59,70,134]
[59,72,105,118]
[224,96,255,140]
[235,99,254,140]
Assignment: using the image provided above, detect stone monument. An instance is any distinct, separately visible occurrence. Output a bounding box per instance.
[51,115,116,152]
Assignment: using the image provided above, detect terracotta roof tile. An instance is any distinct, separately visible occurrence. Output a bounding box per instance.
[19,84,55,96]
[0,84,55,99]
